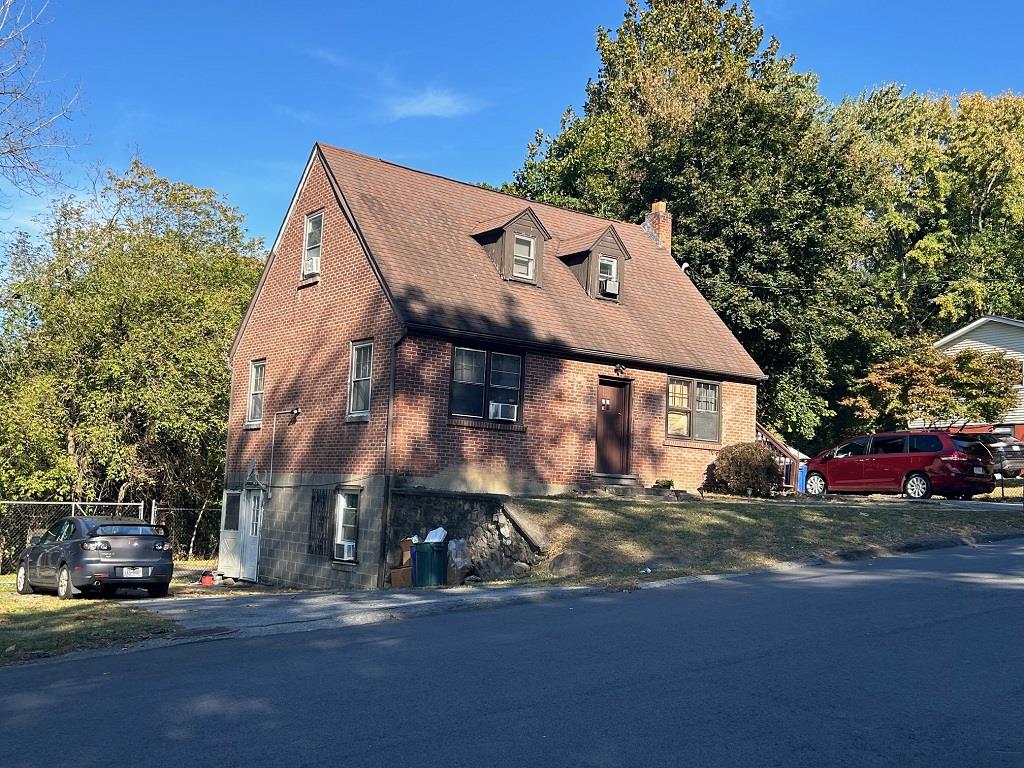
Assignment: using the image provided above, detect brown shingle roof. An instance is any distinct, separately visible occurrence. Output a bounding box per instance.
[319,143,764,381]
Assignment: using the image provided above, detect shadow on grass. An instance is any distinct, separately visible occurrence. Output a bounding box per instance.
[512,496,1024,585]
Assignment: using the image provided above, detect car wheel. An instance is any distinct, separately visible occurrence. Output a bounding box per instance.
[147,584,169,599]
[56,565,77,600]
[15,562,33,595]
[805,472,827,496]
[904,473,932,500]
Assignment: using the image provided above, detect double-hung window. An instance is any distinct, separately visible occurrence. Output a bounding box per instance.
[512,235,535,280]
[303,211,323,278]
[333,490,359,561]
[667,377,720,442]
[247,360,266,424]
[598,255,617,282]
[450,347,522,422]
[349,341,373,416]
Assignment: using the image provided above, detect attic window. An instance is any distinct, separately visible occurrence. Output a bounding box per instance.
[303,211,323,278]
[598,255,619,296]
[512,235,535,279]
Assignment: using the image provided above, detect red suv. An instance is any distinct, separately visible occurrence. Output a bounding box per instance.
[804,430,995,500]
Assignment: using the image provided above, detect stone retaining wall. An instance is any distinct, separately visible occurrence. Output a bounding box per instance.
[388,490,541,582]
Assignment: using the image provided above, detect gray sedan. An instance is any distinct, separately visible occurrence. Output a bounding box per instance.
[15,516,174,599]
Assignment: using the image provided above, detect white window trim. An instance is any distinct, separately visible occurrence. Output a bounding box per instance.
[348,341,373,416]
[598,255,618,281]
[333,490,359,562]
[247,359,266,425]
[302,210,323,279]
[512,234,536,280]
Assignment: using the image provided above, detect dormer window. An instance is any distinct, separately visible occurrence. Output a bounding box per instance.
[559,226,630,299]
[512,235,535,280]
[303,211,323,278]
[472,207,551,286]
[598,255,620,297]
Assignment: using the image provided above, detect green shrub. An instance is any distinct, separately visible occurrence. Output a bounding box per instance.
[709,442,781,497]
[653,478,674,489]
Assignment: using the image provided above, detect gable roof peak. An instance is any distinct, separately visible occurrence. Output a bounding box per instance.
[557,223,631,260]
[472,206,552,240]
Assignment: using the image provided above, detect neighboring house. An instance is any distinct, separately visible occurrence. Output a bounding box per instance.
[932,315,1024,439]
[219,143,764,588]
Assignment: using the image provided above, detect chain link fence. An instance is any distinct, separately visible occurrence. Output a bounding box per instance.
[0,501,145,575]
[149,504,221,563]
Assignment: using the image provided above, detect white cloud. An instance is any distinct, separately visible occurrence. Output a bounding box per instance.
[385,88,480,120]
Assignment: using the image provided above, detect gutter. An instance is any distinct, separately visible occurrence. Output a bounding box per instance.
[402,322,767,384]
[377,328,407,589]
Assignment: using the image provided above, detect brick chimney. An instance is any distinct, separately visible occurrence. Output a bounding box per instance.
[644,201,672,251]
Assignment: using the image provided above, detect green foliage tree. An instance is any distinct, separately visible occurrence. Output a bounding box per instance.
[841,340,1020,431]
[506,0,886,441]
[835,87,1024,335]
[0,161,263,505]
[508,0,1024,451]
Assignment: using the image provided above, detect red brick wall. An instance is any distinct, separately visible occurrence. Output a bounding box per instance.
[392,335,757,491]
[228,155,401,478]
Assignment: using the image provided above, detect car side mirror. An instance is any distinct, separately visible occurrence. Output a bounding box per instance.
[29,536,40,546]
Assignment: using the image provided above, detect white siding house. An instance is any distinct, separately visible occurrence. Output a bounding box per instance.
[933,315,1024,438]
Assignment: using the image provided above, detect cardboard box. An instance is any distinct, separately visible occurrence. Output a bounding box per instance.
[399,539,414,566]
[390,565,412,588]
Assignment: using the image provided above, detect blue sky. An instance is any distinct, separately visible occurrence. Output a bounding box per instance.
[5,0,1023,246]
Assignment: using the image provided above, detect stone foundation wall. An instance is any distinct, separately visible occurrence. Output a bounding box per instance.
[388,490,540,582]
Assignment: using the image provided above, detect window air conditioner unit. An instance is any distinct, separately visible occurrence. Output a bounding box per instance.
[335,541,356,561]
[601,279,620,296]
[489,402,518,421]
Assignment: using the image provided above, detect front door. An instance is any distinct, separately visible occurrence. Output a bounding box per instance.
[238,489,262,582]
[596,379,631,475]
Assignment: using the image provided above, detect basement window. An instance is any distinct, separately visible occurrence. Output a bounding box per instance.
[333,490,359,562]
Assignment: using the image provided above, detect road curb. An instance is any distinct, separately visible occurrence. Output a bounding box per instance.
[6,533,1023,670]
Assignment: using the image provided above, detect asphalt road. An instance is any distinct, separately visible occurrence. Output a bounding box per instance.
[3,541,1023,768]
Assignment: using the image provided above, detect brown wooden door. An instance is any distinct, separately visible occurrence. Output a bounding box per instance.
[596,380,631,475]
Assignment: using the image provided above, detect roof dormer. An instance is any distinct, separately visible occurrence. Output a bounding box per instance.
[472,207,551,286]
[558,224,630,300]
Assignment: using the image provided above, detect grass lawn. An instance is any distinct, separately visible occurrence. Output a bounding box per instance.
[0,587,175,666]
[513,495,1024,586]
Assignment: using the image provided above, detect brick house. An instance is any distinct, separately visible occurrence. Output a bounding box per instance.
[219,143,764,588]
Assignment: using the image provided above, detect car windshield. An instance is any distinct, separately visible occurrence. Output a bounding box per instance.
[91,524,165,536]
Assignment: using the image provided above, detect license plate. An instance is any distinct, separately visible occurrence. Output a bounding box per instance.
[122,567,144,578]
[973,466,985,475]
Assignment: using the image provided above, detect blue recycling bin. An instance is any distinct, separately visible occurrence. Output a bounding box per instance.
[797,462,808,493]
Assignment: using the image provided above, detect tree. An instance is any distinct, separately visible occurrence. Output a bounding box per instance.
[506,0,887,441]
[841,339,1020,431]
[0,161,263,505]
[835,87,1024,335]
[0,0,77,193]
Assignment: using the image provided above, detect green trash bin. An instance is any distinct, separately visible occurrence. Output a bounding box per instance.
[413,541,448,587]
